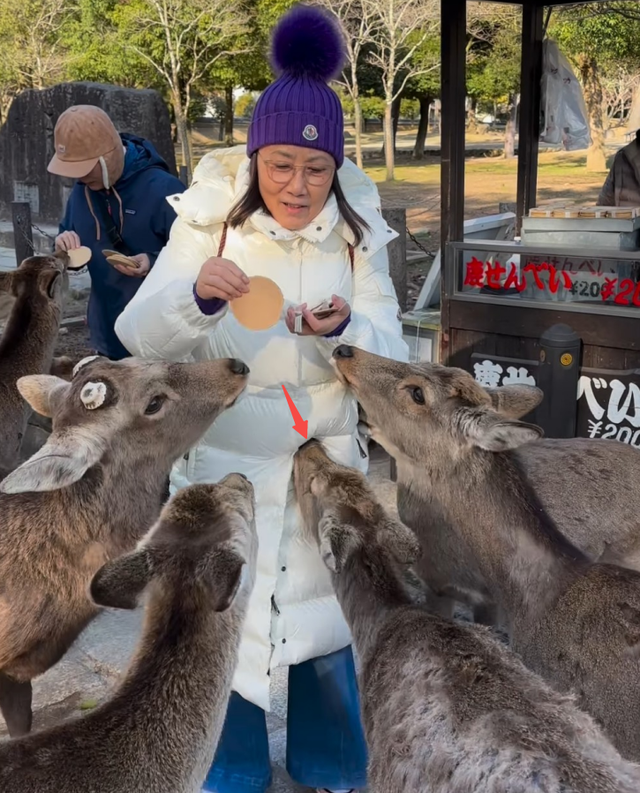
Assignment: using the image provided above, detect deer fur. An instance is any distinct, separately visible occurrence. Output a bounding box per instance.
[0,252,69,471]
[399,428,640,625]
[0,475,257,793]
[334,345,640,762]
[0,354,248,738]
[294,440,640,793]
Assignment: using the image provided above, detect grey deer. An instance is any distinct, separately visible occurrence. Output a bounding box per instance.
[0,252,70,472]
[398,385,640,625]
[333,345,640,762]
[0,475,257,793]
[294,440,640,793]
[0,354,248,737]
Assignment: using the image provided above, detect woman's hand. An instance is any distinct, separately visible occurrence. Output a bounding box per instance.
[55,231,81,252]
[286,295,350,336]
[196,257,250,301]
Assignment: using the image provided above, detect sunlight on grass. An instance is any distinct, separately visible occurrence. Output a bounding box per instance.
[365,151,594,185]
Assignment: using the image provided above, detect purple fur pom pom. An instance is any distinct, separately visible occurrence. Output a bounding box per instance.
[271,4,346,82]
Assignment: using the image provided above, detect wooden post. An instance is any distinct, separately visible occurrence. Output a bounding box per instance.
[516,3,544,234]
[440,0,467,366]
[382,207,408,312]
[179,165,188,187]
[440,0,466,252]
[12,202,34,266]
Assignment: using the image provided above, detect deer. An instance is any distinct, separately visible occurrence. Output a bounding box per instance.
[294,440,640,793]
[333,345,640,762]
[0,475,257,793]
[0,354,248,738]
[398,404,640,626]
[0,252,70,471]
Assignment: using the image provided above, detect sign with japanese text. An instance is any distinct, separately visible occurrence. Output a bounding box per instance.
[470,354,640,448]
[462,256,640,305]
[577,371,640,447]
[471,354,537,389]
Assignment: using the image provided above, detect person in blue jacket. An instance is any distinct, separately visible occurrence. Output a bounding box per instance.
[48,104,186,359]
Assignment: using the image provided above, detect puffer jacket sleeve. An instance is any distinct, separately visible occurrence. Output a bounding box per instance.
[319,246,409,362]
[115,216,227,361]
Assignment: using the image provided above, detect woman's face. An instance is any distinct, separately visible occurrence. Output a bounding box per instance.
[257,145,335,230]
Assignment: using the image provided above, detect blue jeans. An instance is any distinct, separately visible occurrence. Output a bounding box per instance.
[203,646,368,793]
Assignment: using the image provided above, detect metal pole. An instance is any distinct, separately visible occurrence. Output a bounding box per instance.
[536,324,581,438]
[179,165,188,187]
[12,202,34,266]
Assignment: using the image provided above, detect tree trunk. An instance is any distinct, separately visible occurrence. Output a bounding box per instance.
[173,97,192,182]
[504,93,517,159]
[579,56,607,173]
[382,96,401,157]
[628,81,640,134]
[384,100,395,181]
[225,85,234,146]
[412,95,431,160]
[466,97,479,134]
[353,96,363,169]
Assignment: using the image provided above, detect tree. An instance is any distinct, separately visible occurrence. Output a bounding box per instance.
[466,4,520,158]
[113,0,250,179]
[0,0,73,118]
[552,5,640,171]
[315,0,379,170]
[363,0,439,180]
[402,33,440,160]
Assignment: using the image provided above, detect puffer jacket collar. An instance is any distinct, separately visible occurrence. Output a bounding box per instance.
[168,145,397,259]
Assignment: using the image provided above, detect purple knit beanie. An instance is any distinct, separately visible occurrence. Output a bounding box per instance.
[247,4,347,167]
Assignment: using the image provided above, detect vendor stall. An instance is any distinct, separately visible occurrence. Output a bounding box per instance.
[438,0,640,443]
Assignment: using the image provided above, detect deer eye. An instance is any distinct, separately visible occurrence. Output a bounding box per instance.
[145,395,166,415]
[409,387,425,405]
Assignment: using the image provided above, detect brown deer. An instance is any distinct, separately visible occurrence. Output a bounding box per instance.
[0,354,248,738]
[0,475,257,793]
[0,252,69,471]
[333,345,640,762]
[294,440,640,793]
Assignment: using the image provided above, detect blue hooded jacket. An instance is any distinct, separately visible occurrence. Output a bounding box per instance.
[59,133,186,359]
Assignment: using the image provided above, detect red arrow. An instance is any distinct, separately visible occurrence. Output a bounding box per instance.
[282,385,308,439]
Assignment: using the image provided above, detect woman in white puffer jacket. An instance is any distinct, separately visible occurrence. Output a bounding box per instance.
[115,6,408,793]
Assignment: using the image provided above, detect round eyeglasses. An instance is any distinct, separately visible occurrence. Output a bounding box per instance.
[259,155,335,187]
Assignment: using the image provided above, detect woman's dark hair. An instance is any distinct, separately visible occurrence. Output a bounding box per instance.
[226,154,370,247]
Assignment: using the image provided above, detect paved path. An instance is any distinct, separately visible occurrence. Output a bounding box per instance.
[0,448,395,791]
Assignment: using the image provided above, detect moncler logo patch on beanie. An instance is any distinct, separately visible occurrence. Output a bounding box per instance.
[303,125,319,142]
[247,4,347,167]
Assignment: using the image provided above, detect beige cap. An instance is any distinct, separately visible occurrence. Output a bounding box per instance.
[48,105,122,180]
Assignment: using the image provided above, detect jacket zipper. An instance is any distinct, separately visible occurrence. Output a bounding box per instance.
[298,240,303,384]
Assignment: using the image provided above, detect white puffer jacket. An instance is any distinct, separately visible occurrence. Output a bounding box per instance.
[115,146,408,710]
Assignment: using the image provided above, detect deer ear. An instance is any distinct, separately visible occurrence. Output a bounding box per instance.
[203,551,246,612]
[90,550,153,610]
[17,375,69,417]
[485,385,543,418]
[467,410,543,452]
[0,428,105,493]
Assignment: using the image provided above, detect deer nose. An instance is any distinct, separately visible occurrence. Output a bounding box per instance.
[333,345,354,359]
[229,359,250,376]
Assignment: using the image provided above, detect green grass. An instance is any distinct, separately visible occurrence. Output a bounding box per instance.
[365,151,599,186]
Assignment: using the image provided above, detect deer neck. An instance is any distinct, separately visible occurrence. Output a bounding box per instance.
[0,293,60,366]
[58,447,170,556]
[333,547,413,659]
[397,449,584,623]
[97,586,243,781]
